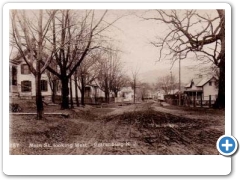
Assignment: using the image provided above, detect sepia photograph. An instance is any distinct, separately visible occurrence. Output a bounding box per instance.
[9,8,225,155]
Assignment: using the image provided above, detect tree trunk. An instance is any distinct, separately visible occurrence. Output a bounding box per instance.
[114,91,118,97]
[105,90,109,103]
[61,77,69,109]
[80,76,85,106]
[51,80,57,103]
[214,10,225,109]
[133,80,136,104]
[36,10,44,119]
[104,78,109,103]
[74,73,79,107]
[107,92,110,103]
[69,76,74,108]
[81,89,85,106]
[214,58,225,108]
[35,68,43,120]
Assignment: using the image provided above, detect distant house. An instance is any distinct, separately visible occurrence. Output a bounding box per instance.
[82,81,106,104]
[142,89,154,100]
[117,87,134,102]
[184,76,218,101]
[155,90,165,101]
[168,89,181,95]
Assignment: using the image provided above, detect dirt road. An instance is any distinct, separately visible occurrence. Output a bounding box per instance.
[10,102,224,155]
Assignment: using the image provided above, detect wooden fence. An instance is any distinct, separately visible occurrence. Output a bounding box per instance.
[165,95,217,108]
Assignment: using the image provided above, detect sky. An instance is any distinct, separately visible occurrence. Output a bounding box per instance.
[10,9,217,85]
[101,10,217,84]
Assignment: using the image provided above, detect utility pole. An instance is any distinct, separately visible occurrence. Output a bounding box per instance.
[170,71,173,94]
[133,78,136,104]
[179,58,181,106]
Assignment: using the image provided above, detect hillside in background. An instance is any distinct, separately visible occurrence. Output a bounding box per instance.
[138,62,214,86]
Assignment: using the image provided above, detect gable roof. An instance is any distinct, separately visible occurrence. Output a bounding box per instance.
[196,76,217,87]
[10,50,29,65]
[10,52,24,65]
[10,49,50,65]
[185,76,217,88]
[185,82,192,88]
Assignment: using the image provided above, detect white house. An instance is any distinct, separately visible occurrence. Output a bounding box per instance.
[155,90,165,101]
[117,87,134,102]
[10,55,105,103]
[78,81,106,104]
[184,76,218,101]
[10,57,52,99]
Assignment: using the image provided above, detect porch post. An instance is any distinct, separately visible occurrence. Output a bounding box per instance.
[191,92,193,106]
[193,94,196,108]
[188,92,190,107]
[196,91,197,106]
[209,95,211,108]
[200,94,203,107]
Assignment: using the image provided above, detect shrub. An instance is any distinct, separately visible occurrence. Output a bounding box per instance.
[10,103,22,112]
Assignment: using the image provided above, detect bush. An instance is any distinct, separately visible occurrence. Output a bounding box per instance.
[10,103,22,112]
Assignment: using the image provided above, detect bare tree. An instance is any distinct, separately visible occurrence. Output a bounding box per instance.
[41,10,120,109]
[76,51,101,106]
[110,74,129,98]
[131,67,140,104]
[96,48,127,103]
[43,10,100,109]
[74,71,80,107]
[96,50,116,103]
[144,10,225,108]
[109,53,129,97]
[11,10,56,119]
[156,74,177,95]
[46,60,59,104]
[97,63,110,103]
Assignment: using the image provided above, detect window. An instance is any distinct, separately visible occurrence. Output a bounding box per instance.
[209,81,212,86]
[21,81,32,92]
[41,80,48,91]
[21,64,31,74]
[11,66,17,85]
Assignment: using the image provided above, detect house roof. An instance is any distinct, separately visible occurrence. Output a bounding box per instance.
[9,49,33,64]
[196,77,214,86]
[10,51,25,65]
[156,89,165,94]
[185,76,217,88]
[169,89,181,95]
[10,49,49,65]
[120,86,133,93]
[185,82,192,88]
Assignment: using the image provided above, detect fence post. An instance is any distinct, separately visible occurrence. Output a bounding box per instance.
[200,95,203,107]
[193,96,196,108]
[209,95,211,108]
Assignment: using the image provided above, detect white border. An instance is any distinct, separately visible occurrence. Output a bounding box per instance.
[3,3,231,175]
